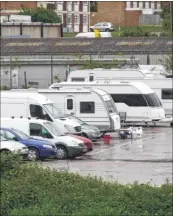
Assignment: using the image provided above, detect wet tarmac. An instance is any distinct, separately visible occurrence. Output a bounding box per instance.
[42,126,173,186]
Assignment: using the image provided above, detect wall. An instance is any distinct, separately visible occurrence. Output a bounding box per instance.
[90,2,126,27]
[1,23,62,38]
[125,10,142,27]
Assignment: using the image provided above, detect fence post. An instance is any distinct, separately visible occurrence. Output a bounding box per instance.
[24,71,27,88]
[50,54,53,84]
[10,55,12,89]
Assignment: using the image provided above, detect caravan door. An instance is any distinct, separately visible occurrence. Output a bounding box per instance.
[64,96,76,116]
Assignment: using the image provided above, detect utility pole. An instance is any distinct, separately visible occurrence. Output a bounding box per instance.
[170,1,172,33]
[9,55,12,89]
[50,54,53,84]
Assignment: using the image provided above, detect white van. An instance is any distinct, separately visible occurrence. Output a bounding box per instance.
[1,91,82,135]
[38,88,120,132]
[75,32,112,38]
[1,118,87,159]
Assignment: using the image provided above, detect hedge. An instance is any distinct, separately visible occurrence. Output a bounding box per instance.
[1,154,172,216]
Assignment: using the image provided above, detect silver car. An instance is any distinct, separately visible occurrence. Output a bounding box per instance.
[90,22,115,32]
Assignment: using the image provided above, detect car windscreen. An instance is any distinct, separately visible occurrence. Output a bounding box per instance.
[144,93,162,107]
[44,103,65,119]
[43,122,65,136]
[13,129,30,139]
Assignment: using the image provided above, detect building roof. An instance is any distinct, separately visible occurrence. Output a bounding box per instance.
[0,37,172,55]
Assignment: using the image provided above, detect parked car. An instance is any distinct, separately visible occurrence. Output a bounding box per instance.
[0,127,57,161]
[1,118,88,160]
[68,116,103,142]
[0,135,29,157]
[75,32,112,38]
[90,22,115,32]
[71,134,93,151]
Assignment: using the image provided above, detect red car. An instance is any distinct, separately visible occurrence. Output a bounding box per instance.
[70,135,93,152]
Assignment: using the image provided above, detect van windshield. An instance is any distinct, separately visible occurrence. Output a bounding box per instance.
[44,103,65,119]
[105,100,118,113]
[43,122,65,136]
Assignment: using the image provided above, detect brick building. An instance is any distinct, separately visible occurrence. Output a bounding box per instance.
[0,1,37,15]
[90,1,164,27]
[38,1,90,32]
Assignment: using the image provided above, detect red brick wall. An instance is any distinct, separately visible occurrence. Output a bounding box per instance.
[125,10,142,27]
[0,1,37,10]
[90,1,126,27]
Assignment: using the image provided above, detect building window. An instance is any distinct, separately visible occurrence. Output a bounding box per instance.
[162,89,173,100]
[67,99,73,110]
[83,1,88,5]
[126,1,131,8]
[67,15,72,24]
[151,2,155,9]
[74,15,79,24]
[133,1,137,8]
[74,1,79,12]
[157,2,161,9]
[145,2,149,9]
[58,14,63,23]
[90,1,97,12]
[83,15,88,24]
[67,1,72,11]
[80,102,95,113]
[47,2,56,10]
[57,1,63,11]
[139,2,143,9]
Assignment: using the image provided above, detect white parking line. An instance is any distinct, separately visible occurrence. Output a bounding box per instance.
[90,132,172,156]
[155,167,172,172]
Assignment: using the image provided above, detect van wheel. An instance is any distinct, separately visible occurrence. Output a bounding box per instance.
[105,28,110,32]
[0,149,10,155]
[56,146,68,160]
[27,147,39,161]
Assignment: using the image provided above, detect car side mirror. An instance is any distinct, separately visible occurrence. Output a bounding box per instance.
[13,137,18,141]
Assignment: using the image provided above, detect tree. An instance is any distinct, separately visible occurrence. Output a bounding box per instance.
[160,2,173,32]
[19,5,61,23]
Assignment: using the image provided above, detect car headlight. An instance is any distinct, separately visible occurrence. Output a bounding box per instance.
[64,124,75,133]
[43,144,53,149]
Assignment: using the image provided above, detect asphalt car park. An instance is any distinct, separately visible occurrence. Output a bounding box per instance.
[42,125,172,186]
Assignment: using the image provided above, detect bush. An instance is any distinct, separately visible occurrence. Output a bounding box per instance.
[121,27,150,37]
[0,85,10,90]
[1,155,172,216]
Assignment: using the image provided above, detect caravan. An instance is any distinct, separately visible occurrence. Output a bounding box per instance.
[38,88,121,132]
[49,81,165,124]
[66,68,172,117]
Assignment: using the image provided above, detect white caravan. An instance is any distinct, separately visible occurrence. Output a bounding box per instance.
[38,88,120,132]
[66,68,172,117]
[49,81,165,124]
[1,91,82,135]
[1,118,87,159]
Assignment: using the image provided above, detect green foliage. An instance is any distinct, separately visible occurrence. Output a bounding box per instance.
[0,85,10,90]
[1,155,173,216]
[121,27,150,37]
[160,2,173,32]
[19,5,61,23]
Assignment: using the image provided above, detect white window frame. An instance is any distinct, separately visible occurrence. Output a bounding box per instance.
[74,14,79,24]
[67,14,72,24]
[83,1,88,5]
[139,2,143,9]
[67,1,72,11]
[133,2,137,8]
[145,2,149,9]
[126,1,131,8]
[157,2,161,9]
[151,2,155,9]
[57,1,63,11]
[83,15,88,24]
[58,13,63,23]
[74,1,79,12]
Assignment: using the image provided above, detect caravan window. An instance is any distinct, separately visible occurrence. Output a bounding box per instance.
[71,78,85,82]
[162,89,173,100]
[67,99,73,110]
[30,123,53,138]
[80,102,95,113]
[89,76,94,82]
[144,93,162,107]
[111,94,148,107]
[30,104,52,121]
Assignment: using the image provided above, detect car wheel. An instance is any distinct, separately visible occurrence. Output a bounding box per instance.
[170,122,173,127]
[90,28,93,32]
[56,145,68,160]
[105,28,110,32]
[27,147,39,161]
[0,149,11,155]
